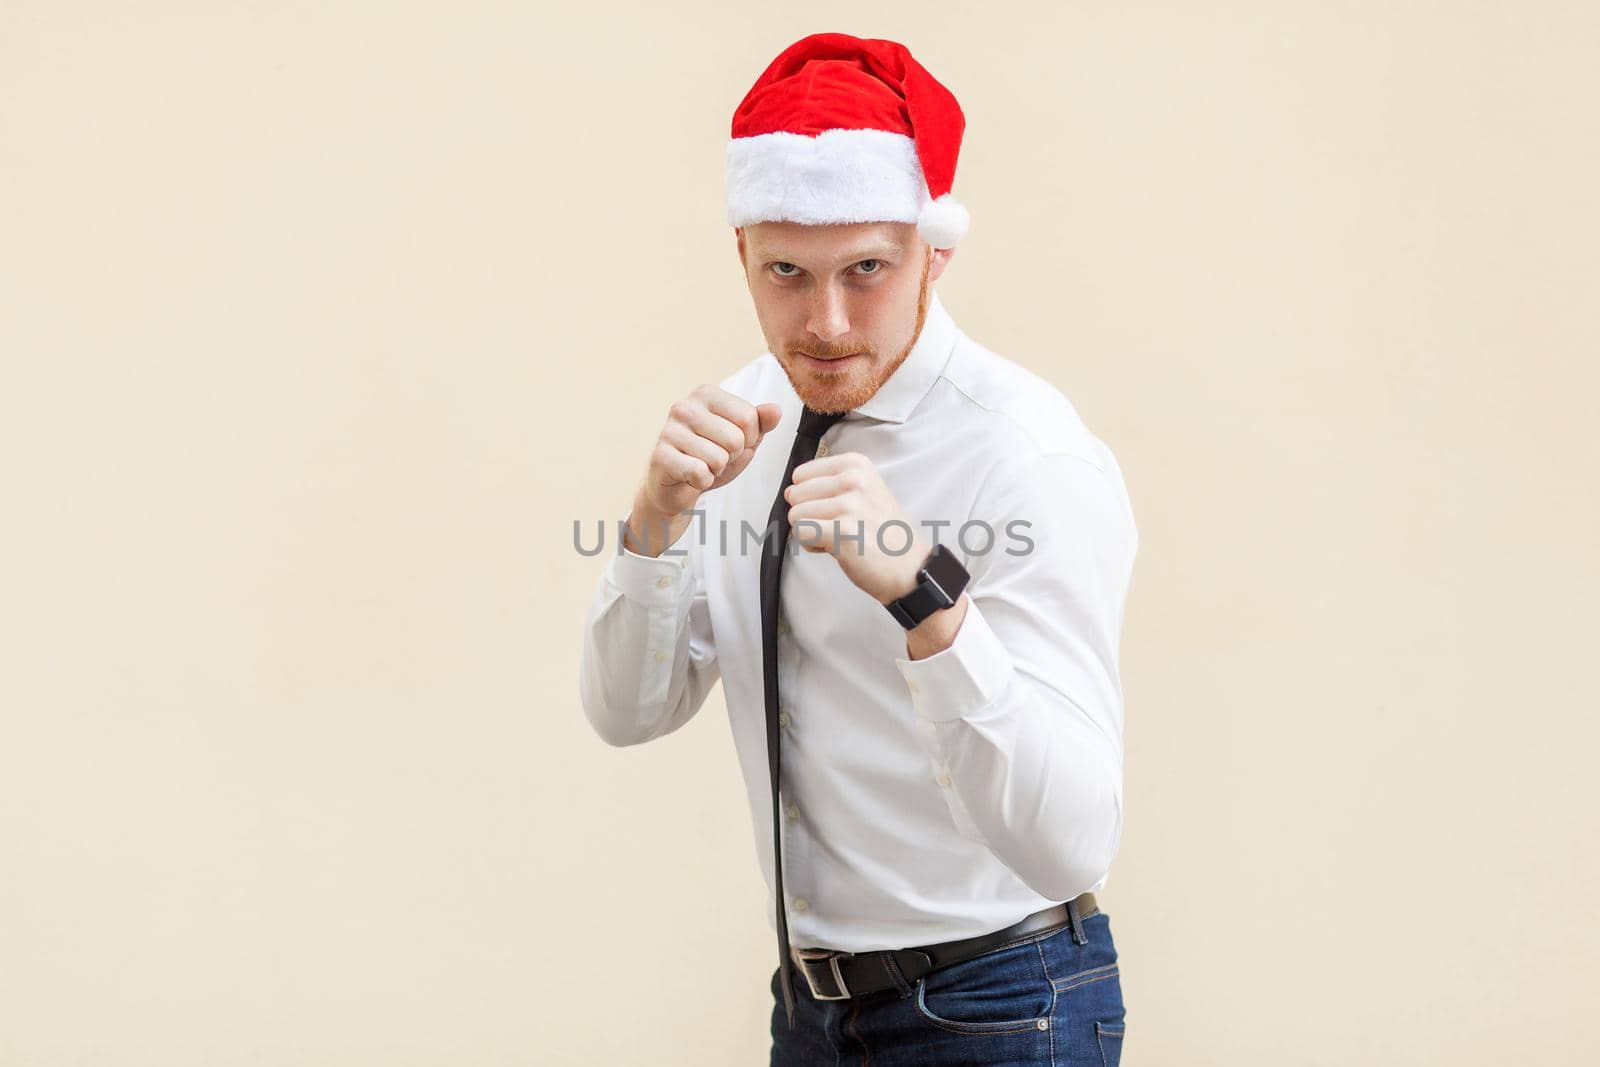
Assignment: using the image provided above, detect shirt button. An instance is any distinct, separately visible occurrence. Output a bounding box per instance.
[792,898,809,912]
[778,709,791,728]
[785,804,799,821]
[816,443,829,456]
[937,773,953,788]
[777,619,790,636]
[653,650,668,663]
[907,681,920,695]
[655,575,672,588]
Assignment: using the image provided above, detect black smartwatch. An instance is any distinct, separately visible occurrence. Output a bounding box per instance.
[884,543,970,630]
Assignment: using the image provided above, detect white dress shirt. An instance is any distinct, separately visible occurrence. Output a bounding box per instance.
[579,290,1138,952]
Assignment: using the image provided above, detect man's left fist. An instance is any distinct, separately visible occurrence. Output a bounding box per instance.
[784,451,931,606]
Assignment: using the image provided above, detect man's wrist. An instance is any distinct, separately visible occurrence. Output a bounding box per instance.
[623,506,691,557]
[904,592,968,660]
[875,537,935,605]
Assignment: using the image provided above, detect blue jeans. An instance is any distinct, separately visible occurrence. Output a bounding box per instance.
[770,910,1126,1066]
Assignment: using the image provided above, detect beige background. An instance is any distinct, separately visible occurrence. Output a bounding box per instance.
[2,2,1596,1064]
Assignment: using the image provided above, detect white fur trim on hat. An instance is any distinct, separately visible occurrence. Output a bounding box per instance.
[728,127,942,233]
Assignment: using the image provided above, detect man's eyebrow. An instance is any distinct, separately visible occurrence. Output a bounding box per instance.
[749,242,906,265]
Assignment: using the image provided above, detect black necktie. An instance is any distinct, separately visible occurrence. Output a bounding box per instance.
[761,403,847,1026]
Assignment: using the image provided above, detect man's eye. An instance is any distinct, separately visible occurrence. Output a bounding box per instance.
[771,262,800,277]
[855,260,882,275]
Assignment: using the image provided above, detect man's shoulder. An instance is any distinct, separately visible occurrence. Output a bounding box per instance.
[940,331,1119,476]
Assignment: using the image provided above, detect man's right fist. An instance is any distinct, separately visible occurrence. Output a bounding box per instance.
[626,386,782,556]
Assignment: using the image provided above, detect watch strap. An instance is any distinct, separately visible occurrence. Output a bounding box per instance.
[885,544,968,630]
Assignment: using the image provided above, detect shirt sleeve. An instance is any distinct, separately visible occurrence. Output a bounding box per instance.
[578,517,721,746]
[893,449,1139,901]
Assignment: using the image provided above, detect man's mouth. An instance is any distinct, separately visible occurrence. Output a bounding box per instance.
[796,352,865,368]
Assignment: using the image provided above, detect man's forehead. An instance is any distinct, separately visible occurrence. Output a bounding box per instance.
[742,222,913,264]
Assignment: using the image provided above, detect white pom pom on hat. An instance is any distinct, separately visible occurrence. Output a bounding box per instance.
[726,33,971,249]
[917,193,970,249]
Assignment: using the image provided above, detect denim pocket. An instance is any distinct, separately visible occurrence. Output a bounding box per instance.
[1096,1019,1125,1066]
[910,933,1058,1036]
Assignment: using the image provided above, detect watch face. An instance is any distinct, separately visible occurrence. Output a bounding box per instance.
[921,544,969,601]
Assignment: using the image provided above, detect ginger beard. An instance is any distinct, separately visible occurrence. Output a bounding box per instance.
[777,246,933,416]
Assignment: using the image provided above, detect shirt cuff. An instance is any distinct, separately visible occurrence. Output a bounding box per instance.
[893,597,1016,723]
[606,540,691,610]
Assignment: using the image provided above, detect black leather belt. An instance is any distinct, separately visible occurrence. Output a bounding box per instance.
[788,891,1098,1002]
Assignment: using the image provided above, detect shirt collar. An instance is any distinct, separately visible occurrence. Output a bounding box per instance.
[847,289,959,425]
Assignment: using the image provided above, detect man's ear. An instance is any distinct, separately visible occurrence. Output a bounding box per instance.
[928,245,955,283]
[734,226,745,270]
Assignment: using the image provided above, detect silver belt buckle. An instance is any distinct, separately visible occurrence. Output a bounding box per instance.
[793,947,853,1001]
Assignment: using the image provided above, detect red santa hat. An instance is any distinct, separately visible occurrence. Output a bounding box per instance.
[725,32,970,249]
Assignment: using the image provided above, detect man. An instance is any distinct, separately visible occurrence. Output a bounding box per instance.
[579,32,1137,1066]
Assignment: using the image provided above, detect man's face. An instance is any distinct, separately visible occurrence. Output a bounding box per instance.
[735,220,953,415]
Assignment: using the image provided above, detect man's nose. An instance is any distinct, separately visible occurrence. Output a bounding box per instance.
[805,284,850,342]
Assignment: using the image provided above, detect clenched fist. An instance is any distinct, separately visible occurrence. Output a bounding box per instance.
[624,385,782,557]
[785,450,932,606]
